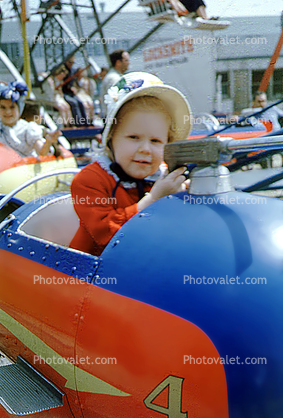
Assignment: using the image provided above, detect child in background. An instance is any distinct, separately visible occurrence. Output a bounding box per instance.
[76,68,94,123]
[21,99,63,157]
[52,65,73,127]
[70,72,192,256]
[0,81,61,157]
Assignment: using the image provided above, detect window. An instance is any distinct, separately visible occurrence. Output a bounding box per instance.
[216,72,230,99]
[272,68,283,99]
[252,70,265,97]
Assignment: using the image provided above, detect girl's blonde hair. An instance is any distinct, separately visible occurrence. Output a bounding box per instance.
[105,95,174,160]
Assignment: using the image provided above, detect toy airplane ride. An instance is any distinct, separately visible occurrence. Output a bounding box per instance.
[0,134,283,417]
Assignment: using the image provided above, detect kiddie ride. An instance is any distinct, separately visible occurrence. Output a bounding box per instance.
[0,134,283,417]
[138,0,230,30]
[0,49,78,219]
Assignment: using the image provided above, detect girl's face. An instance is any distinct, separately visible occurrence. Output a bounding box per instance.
[111,110,170,179]
[55,69,67,81]
[0,99,19,127]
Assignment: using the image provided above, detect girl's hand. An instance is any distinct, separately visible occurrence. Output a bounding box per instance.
[35,130,62,157]
[150,166,187,200]
[45,130,62,145]
[138,166,189,211]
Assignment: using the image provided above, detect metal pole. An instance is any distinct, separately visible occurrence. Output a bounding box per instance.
[20,0,32,94]
[90,0,111,67]
[38,0,132,86]
[71,0,90,70]
[258,14,283,92]
[129,22,164,54]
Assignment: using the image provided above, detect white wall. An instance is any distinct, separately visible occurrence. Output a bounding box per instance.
[139,29,217,115]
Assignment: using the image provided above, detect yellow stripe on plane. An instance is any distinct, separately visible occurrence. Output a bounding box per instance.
[0,308,130,396]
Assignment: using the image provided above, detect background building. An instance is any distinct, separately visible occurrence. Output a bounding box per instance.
[1,9,283,114]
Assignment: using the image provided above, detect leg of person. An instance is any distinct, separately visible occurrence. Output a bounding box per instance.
[64,94,80,126]
[168,0,188,16]
[64,94,88,127]
[195,4,208,19]
[180,0,208,18]
[76,97,91,126]
[62,102,73,127]
[56,99,72,127]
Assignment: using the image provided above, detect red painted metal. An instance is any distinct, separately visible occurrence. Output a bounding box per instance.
[0,143,74,173]
[259,29,283,92]
[0,250,228,417]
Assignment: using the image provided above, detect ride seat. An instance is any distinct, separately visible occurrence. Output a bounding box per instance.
[138,0,230,28]
[20,194,79,247]
[138,0,177,22]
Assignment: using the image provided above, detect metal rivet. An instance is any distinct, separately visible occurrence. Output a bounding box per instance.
[42,256,46,261]
[56,261,60,266]
[45,244,49,249]
[30,251,35,256]
[7,233,12,237]
[72,266,77,272]
[112,240,120,247]
[7,243,11,248]
[18,247,23,251]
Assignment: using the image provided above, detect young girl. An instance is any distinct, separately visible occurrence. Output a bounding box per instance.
[70,72,192,256]
[50,65,73,127]
[0,81,61,157]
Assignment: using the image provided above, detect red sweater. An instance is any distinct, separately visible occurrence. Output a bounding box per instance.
[70,157,152,255]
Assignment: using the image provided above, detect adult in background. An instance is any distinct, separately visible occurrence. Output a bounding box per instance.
[100,49,130,117]
[240,91,283,169]
[252,91,283,132]
[62,56,89,127]
[95,67,109,97]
